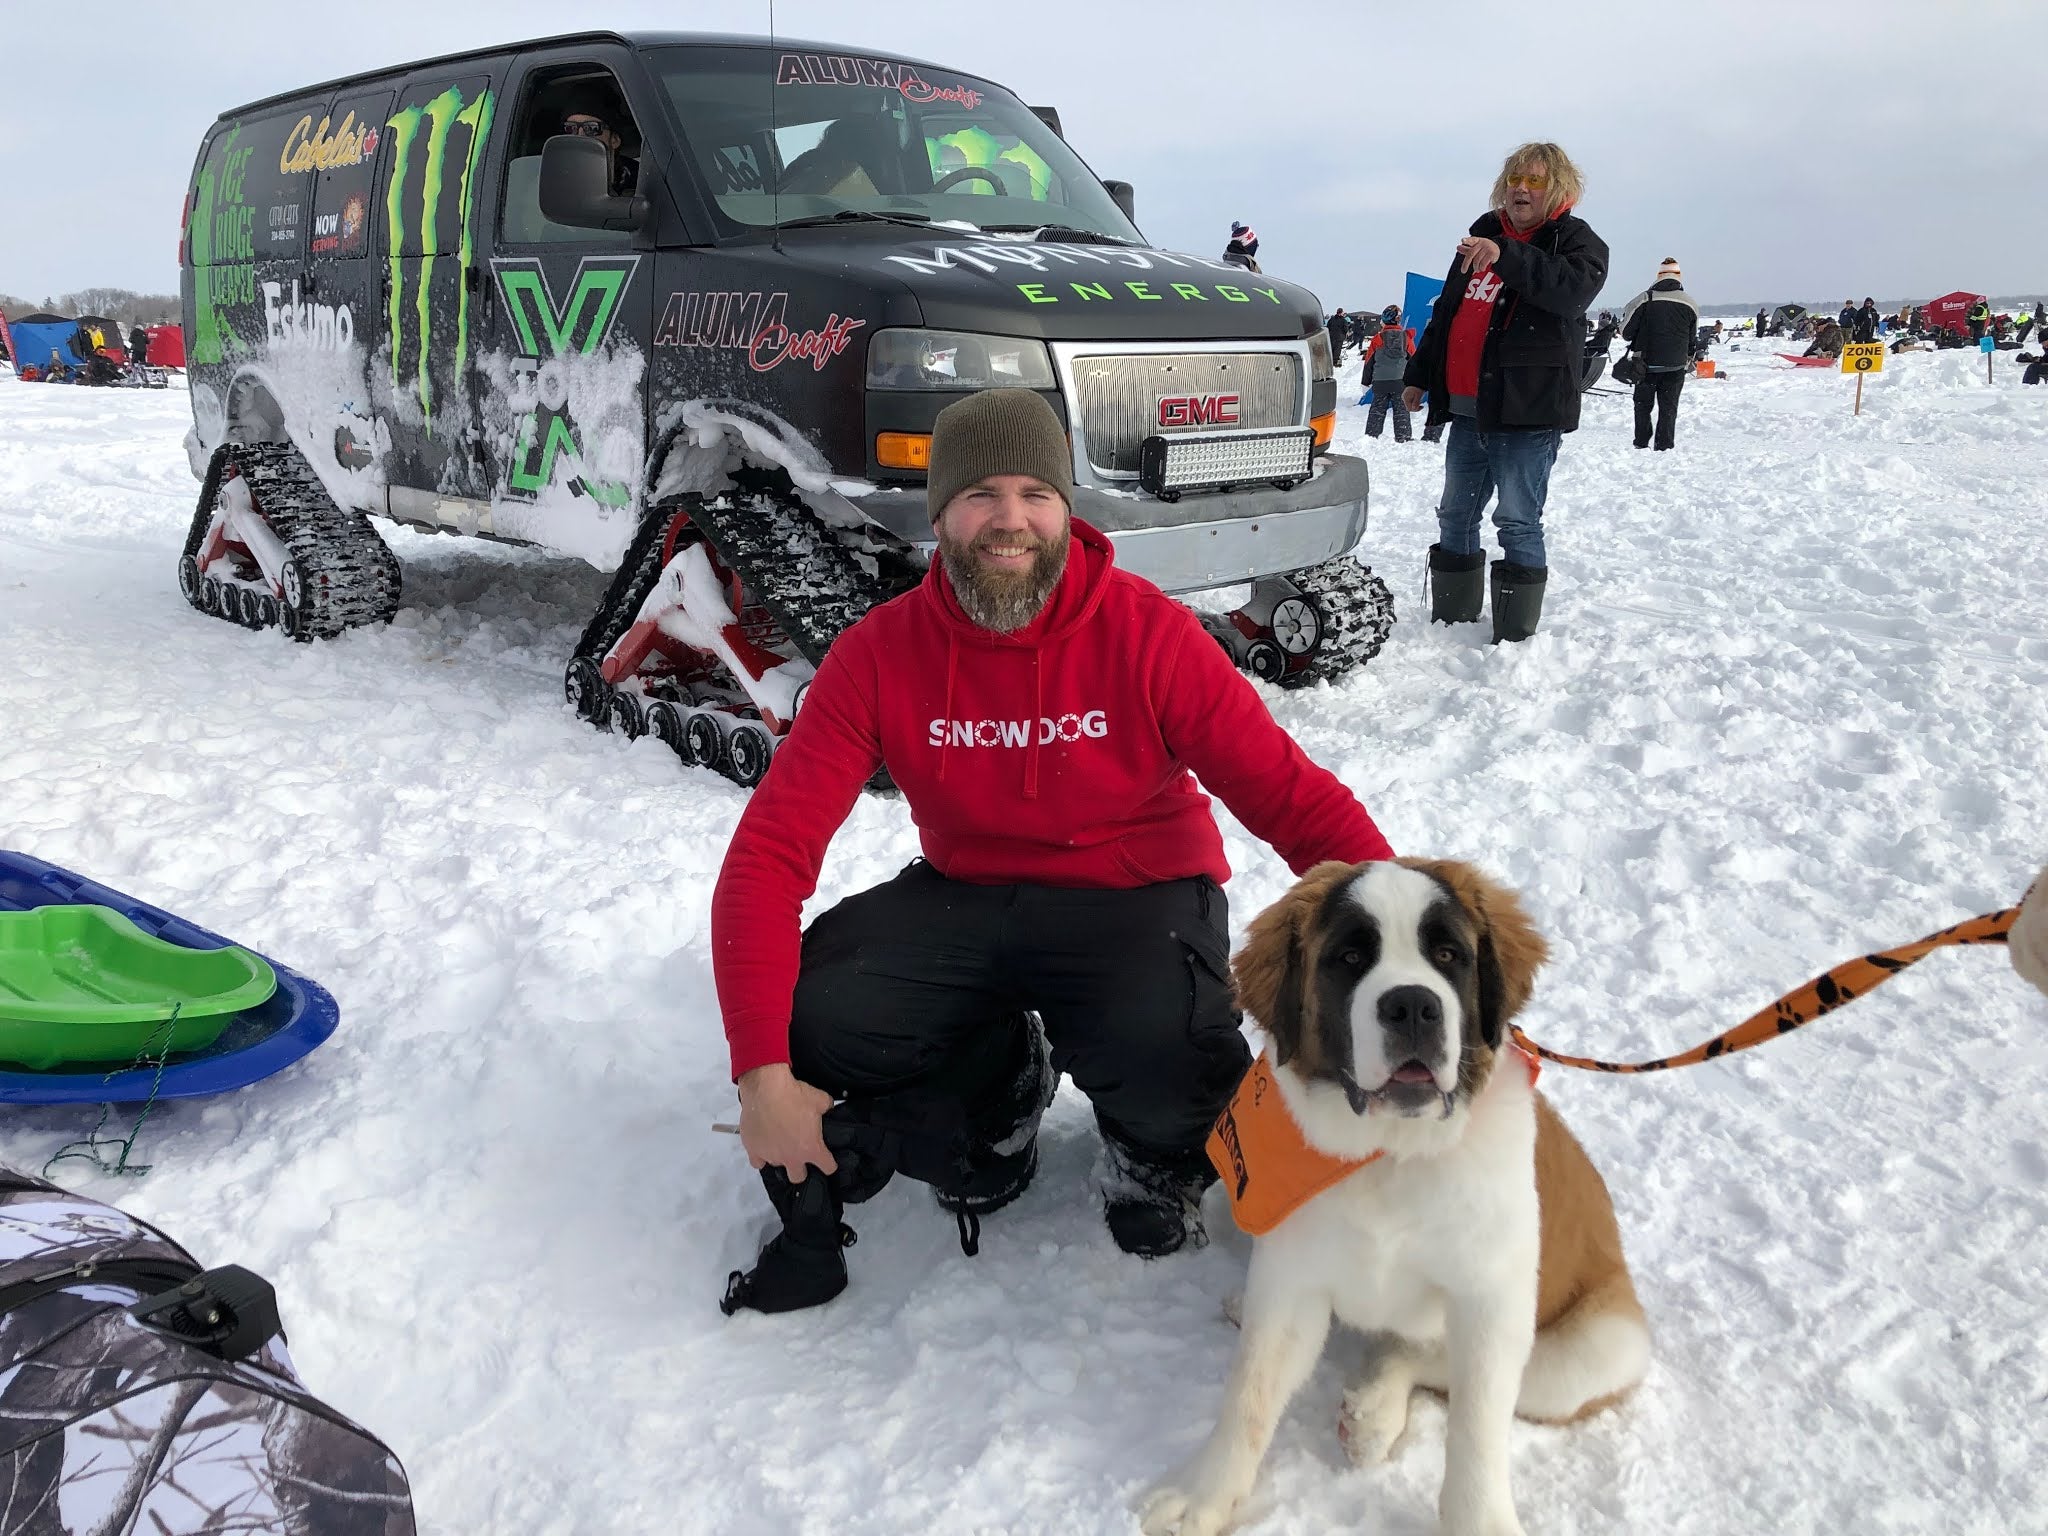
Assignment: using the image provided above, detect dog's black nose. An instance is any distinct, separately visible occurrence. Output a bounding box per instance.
[1376,985,1445,1064]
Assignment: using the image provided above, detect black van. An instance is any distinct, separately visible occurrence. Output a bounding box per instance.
[178,30,1390,785]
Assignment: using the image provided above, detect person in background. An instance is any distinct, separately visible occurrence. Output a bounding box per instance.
[1755,305,1768,336]
[1405,140,1608,641]
[562,110,639,196]
[1968,298,1990,341]
[1326,307,1348,367]
[127,324,149,367]
[1222,221,1260,272]
[1361,304,1415,442]
[2018,306,2036,346]
[1837,300,1857,338]
[1621,258,1698,452]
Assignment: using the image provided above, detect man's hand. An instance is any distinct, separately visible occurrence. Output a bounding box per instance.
[1457,235,1501,274]
[1401,386,1424,414]
[736,1064,838,1181]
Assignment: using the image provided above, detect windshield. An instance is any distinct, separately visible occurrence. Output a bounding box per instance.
[651,45,1142,241]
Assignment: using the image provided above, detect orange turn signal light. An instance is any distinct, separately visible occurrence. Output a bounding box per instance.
[876,432,933,470]
[1310,411,1336,450]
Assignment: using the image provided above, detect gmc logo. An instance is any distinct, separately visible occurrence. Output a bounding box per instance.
[1157,393,1240,429]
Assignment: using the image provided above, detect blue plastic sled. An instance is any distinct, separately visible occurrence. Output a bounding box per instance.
[0,852,338,1103]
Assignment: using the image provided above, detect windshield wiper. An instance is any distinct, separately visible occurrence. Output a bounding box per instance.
[982,224,1135,246]
[771,209,935,231]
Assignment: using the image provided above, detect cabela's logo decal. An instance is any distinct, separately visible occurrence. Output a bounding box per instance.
[1158,394,1239,429]
[280,111,380,174]
[493,257,640,507]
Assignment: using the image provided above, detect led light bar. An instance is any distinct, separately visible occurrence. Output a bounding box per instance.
[1137,427,1315,502]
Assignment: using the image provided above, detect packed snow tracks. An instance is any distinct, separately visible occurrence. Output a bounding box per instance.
[565,471,921,789]
[179,442,401,641]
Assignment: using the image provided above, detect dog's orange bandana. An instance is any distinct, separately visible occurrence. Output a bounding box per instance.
[1207,1049,1540,1236]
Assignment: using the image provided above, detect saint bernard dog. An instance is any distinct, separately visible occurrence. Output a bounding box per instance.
[1141,858,1649,1536]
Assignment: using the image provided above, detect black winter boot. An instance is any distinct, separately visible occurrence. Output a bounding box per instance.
[1100,1133,1214,1258]
[720,1166,856,1315]
[1490,560,1548,644]
[936,1012,1056,1224]
[1427,544,1486,624]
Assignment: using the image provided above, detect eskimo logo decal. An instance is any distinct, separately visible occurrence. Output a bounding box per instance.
[493,256,639,506]
[1158,394,1239,429]
[927,711,1109,747]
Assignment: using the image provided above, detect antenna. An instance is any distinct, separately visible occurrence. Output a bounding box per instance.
[768,0,782,252]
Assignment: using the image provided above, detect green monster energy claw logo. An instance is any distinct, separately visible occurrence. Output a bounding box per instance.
[384,84,495,428]
[493,257,639,507]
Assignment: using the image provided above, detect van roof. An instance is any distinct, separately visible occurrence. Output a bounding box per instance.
[221,30,951,119]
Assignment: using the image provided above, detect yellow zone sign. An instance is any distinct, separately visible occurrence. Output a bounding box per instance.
[1841,343,1886,374]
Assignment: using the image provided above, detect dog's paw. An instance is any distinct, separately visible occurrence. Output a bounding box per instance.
[1137,1480,1240,1536]
[1337,1379,1413,1466]
[1437,1504,1528,1536]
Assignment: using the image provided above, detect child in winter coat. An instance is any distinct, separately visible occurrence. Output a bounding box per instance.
[1360,305,1416,442]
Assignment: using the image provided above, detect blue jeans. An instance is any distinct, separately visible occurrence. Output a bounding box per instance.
[1435,420,1562,568]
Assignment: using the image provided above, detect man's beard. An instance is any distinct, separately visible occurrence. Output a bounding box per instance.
[938,521,1072,634]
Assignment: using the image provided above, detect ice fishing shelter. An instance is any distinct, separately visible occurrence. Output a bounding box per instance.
[1921,291,1984,337]
[73,315,125,361]
[1768,303,1806,333]
[144,323,186,367]
[5,313,84,372]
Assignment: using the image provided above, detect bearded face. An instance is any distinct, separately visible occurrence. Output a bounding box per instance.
[935,478,1072,633]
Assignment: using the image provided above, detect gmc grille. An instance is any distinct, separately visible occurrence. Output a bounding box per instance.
[1069,352,1304,476]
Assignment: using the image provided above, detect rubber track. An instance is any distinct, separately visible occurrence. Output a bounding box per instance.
[1277,556,1397,689]
[182,443,401,640]
[685,483,923,667]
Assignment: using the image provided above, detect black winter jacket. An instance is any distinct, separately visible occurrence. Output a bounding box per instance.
[1621,279,1699,371]
[1406,209,1609,432]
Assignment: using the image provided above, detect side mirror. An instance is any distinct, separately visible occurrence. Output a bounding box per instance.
[1030,105,1064,138]
[538,134,649,232]
[1103,180,1135,222]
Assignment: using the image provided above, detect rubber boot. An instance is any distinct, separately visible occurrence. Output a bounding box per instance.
[1427,545,1486,624]
[1490,560,1548,644]
[1100,1132,1214,1258]
[720,1166,855,1316]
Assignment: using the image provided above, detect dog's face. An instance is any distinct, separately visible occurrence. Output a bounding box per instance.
[1233,858,1549,1137]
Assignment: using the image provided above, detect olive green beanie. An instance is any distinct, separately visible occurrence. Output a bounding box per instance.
[925,388,1073,522]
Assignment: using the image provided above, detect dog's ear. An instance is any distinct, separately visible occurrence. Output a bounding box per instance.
[1233,861,1356,1067]
[1399,858,1549,1047]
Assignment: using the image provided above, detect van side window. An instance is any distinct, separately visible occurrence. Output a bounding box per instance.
[501,64,639,245]
[303,90,392,259]
[383,76,496,261]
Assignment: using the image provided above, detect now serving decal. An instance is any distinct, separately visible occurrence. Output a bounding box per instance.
[928,711,1110,747]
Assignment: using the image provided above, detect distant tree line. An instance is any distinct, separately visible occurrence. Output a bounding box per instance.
[0,287,179,324]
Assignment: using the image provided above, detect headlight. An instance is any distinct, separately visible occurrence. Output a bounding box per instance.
[865,328,1057,391]
[1306,327,1334,383]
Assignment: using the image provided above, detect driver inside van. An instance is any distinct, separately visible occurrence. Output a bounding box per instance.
[562,110,638,196]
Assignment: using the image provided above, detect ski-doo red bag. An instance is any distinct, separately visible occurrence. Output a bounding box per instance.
[0,1167,414,1534]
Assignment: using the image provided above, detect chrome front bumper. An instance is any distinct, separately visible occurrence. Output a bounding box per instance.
[838,452,1370,596]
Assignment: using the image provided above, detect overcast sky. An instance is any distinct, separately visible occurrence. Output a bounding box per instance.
[5,0,2042,315]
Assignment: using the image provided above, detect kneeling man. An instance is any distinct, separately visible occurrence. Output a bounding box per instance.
[715,388,1394,1313]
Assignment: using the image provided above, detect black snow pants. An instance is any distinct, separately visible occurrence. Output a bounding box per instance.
[788,859,1248,1176]
[1365,379,1412,441]
[1634,368,1685,450]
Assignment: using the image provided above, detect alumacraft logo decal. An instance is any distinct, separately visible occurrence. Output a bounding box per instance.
[1158,394,1240,429]
[926,711,1109,748]
[774,52,984,109]
[654,290,865,373]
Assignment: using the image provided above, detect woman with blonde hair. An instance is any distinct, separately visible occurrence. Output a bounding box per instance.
[1405,141,1608,642]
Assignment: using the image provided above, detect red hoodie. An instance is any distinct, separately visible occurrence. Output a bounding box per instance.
[711,520,1395,1079]
[1443,209,1554,402]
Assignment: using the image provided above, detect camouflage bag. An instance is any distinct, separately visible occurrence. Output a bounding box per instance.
[0,1167,414,1534]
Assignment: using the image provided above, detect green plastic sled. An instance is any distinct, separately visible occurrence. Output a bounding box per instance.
[0,905,278,1069]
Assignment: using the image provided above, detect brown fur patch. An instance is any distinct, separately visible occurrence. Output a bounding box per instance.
[1230,860,1359,1074]
[1530,1094,1641,1337]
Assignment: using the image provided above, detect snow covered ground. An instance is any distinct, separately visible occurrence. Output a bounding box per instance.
[1,344,2045,1535]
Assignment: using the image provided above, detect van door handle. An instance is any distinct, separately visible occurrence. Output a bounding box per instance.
[464,265,483,293]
